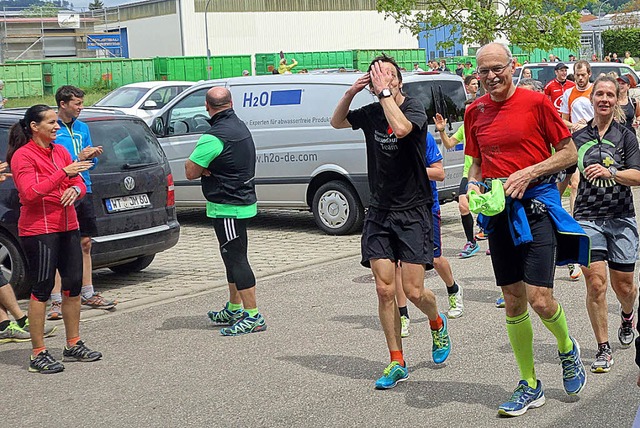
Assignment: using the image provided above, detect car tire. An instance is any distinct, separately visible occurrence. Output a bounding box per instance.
[108,254,156,274]
[0,233,28,299]
[312,180,364,235]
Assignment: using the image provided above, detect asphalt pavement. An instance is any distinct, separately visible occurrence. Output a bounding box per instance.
[3,197,640,427]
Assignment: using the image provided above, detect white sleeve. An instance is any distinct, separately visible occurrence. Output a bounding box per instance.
[559,89,570,115]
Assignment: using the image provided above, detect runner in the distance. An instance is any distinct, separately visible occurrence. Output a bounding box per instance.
[465,43,588,416]
[331,55,451,389]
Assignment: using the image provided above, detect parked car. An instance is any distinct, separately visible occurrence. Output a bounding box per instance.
[0,108,180,298]
[149,72,467,235]
[94,81,194,125]
[515,62,640,96]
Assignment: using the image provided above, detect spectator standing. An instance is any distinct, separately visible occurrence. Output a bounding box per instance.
[624,51,636,67]
[617,74,640,134]
[278,58,298,74]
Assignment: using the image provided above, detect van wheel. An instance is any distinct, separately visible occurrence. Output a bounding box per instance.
[109,255,156,274]
[0,233,28,299]
[312,181,364,235]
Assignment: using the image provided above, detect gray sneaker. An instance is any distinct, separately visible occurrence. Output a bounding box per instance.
[591,346,614,373]
[23,318,57,339]
[0,321,30,343]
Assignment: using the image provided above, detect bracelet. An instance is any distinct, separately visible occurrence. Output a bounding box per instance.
[468,181,489,190]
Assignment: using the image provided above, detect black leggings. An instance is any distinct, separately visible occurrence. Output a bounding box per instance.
[21,230,83,302]
[212,218,256,291]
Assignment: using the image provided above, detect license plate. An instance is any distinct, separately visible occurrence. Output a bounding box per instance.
[105,194,151,213]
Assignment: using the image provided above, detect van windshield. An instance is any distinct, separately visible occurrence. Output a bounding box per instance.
[89,119,165,173]
[403,80,466,125]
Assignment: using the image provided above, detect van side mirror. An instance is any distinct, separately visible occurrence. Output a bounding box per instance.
[142,100,158,110]
[151,117,165,136]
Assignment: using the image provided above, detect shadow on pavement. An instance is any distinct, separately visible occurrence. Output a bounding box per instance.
[157,315,215,331]
[0,348,32,368]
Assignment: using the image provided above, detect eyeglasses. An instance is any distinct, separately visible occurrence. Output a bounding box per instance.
[476,59,513,77]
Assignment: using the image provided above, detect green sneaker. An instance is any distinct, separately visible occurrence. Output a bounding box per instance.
[400,315,410,338]
[22,318,57,339]
[0,321,30,343]
[207,302,244,325]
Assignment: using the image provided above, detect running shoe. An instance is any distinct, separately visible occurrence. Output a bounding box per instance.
[431,313,451,364]
[63,340,103,362]
[618,311,635,348]
[29,350,64,374]
[447,286,464,319]
[400,315,410,338]
[22,318,57,338]
[568,264,582,281]
[374,361,409,389]
[47,300,62,320]
[208,302,244,325]
[459,241,480,258]
[0,321,30,343]
[81,293,117,310]
[220,312,267,336]
[498,380,545,417]
[558,336,586,395]
[591,346,614,373]
[475,231,488,241]
[495,293,505,308]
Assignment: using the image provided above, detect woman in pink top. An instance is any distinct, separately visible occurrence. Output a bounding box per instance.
[7,105,101,374]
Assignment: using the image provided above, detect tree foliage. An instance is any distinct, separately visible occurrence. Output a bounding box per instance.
[377,0,588,51]
[602,27,640,57]
[88,0,104,10]
[22,1,58,16]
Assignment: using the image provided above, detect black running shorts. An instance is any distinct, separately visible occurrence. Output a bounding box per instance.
[487,207,557,288]
[361,204,434,269]
[75,193,98,237]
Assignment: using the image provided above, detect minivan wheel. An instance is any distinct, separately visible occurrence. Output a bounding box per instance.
[312,181,364,235]
[109,254,156,274]
[0,233,28,298]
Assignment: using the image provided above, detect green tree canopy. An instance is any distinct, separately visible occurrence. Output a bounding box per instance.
[88,0,104,10]
[377,0,588,52]
[22,1,59,17]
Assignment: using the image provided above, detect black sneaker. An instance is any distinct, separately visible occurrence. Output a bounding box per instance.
[63,340,103,362]
[29,350,64,374]
[618,315,635,348]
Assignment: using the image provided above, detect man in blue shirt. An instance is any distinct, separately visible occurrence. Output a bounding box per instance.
[47,86,115,321]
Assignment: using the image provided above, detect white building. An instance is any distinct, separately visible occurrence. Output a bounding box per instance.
[94,0,420,58]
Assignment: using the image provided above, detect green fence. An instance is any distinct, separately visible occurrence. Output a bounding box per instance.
[154,55,251,81]
[42,58,155,95]
[255,50,354,75]
[353,49,425,72]
[510,46,578,63]
[0,63,44,97]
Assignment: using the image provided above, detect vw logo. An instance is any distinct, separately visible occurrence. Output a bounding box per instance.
[124,176,135,191]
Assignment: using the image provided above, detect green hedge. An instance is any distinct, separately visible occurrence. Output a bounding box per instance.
[602,28,640,58]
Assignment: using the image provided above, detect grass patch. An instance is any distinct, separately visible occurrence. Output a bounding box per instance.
[6,91,110,108]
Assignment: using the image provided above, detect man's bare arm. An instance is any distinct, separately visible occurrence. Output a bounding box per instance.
[185,159,209,180]
[330,74,370,129]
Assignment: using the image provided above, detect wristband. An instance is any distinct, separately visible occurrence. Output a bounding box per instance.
[71,186,81,195]
[467,181,489,190]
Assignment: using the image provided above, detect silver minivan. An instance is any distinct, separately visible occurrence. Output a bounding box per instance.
[150,72,466,235]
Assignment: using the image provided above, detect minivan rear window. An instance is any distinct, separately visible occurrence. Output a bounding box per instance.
[403,80,466,125]
[89,119,165,173]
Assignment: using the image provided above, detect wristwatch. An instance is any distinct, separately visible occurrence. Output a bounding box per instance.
[608,166,618,178]
[378,88,392,99]
[71,186,81,195]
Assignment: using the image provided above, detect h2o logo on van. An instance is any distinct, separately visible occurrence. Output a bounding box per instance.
[243,89,303,108]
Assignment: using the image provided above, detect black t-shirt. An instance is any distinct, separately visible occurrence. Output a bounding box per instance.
[347,96,431,210]
[573,120,640,220]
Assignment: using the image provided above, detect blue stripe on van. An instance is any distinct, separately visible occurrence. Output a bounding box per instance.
[454,143,464,151]
[270,90,302,106]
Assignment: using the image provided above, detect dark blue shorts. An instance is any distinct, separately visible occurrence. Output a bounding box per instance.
[433,209,442,258]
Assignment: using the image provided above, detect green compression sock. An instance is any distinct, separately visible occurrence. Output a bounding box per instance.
[541,304,573,354]
[506,311,537,389]
[228,302,243,312]
[245,307,259,317]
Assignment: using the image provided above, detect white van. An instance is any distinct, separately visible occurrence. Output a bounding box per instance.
[150,72,467,235]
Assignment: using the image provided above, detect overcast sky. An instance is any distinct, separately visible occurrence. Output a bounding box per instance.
[73,0,137,10]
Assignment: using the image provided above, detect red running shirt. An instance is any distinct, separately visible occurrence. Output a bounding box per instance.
[464,88,571,180]
[544,79,576,112]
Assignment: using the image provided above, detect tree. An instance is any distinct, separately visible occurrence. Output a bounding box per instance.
[376,0,588,52]
[88,0,104,10]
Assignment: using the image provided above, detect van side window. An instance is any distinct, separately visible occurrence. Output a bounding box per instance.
[167,88,210,136]
[403,80,465,125]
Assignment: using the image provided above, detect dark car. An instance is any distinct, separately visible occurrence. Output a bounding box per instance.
[0,108,180,297]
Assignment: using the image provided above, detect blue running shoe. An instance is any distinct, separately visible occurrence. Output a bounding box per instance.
[208,302,243,325]
[495,293,505,308]
[220,312,267,336]
[498,380,545,417]
[375,361,409,389]
[459,241,480,258]
[431,313,451,364]
[559,336,586,395]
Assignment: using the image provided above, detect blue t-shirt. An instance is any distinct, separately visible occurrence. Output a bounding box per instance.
[425,132,442,212]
